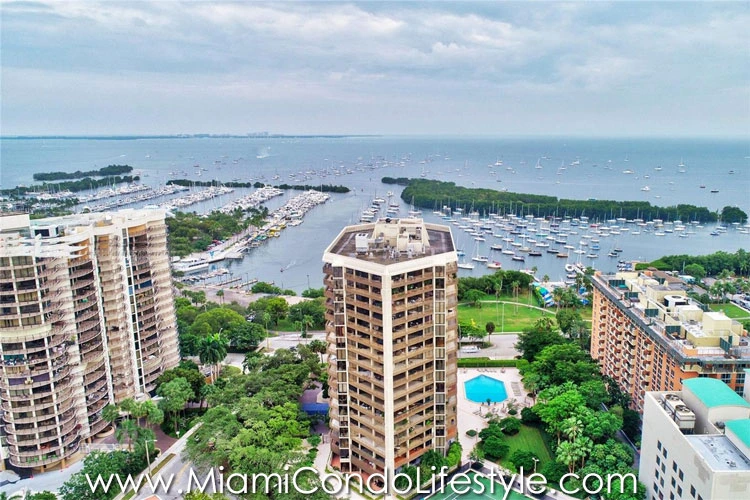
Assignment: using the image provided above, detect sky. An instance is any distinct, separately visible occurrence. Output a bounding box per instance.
[1,1,748,137]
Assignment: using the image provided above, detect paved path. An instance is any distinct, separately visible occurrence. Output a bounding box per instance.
[460,333,520,359]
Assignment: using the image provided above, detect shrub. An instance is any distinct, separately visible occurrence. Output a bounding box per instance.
[521,407,541,425]
[457,358,518,368]
[308,434,322,447]
[499,417,521,435]
[509,450,539,472]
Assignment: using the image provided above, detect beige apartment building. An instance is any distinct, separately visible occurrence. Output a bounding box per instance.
[590,270,749,412]
[323,218,458,478]
[640,378,750,500]
[0,210,179,470]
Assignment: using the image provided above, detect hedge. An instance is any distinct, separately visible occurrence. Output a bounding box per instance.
[457,358,519,368]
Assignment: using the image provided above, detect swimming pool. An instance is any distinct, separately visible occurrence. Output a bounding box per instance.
[464,375,508,403]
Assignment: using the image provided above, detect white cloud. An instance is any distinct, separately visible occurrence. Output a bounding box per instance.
[1,1,748,135]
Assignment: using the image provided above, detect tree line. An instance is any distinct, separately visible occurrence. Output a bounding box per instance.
[638,249,750,277]
[33,164,133,181]
[390,178,743,223]
[1,175,140,197]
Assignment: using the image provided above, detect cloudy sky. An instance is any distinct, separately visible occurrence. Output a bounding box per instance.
[1,1,748,136]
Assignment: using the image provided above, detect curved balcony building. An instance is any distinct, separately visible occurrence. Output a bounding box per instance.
[0,210,179,470]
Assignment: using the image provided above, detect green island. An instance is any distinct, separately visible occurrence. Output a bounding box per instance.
[0,175,140,197]
[383,177,747,223]
[168,178,350,193]
[32,164,133,181]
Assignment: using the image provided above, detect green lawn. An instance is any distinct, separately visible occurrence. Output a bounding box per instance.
[458,302,554,333]
[500,425,554,470]
[275,318,301,332]
[708,303,750,319]
[427,471,534,500]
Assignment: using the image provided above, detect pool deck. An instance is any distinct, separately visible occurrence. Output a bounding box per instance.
[457,368,531,463]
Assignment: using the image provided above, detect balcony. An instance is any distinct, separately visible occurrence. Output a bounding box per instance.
[87,396,108,416]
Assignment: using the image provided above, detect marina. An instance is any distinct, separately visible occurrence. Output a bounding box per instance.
[2,136,748,291]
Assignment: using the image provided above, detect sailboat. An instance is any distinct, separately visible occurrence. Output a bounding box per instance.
[457,254,475,269]
[535,158,543,169]
[408,196,422,216]
[471,241,489,263]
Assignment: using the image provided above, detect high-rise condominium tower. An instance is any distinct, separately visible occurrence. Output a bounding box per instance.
[323,218,458,478]
[0,210,179,470]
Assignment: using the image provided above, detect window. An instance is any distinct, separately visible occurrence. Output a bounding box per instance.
[663,448,668,458]
[698,495,703,500]
[657,440,662,450]
[656,455,661,465]
[677,486,682,497]
[678,470,684,481]
[690,485,696,497]
[671,478,676,487]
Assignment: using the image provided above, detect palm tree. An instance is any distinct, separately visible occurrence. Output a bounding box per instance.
[119,398,137,420]
[511,280,520,313]
[198,333,228,383]
[102,403,120,426]
[299,314,314,338]
[115,418,139,451]
[216,289,225,304]
[573,436,594,469]
[130,401,148,427]
[562,417,584,441]
[556,440,578,474]
[308,339,327,363]
[141,400,164,426]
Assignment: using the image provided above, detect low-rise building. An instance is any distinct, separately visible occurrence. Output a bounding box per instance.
[640,378,750,500]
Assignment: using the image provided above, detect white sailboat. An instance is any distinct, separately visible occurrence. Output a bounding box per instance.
[471,241,489,263]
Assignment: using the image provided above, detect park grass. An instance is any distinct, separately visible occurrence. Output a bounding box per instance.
[274,318,302,332]
[708,303,750,319]
[500,425,554,470]
[457,302,554,333]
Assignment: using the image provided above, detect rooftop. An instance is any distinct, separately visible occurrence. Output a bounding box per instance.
[684,378,750,409]
[326,218,454,265]
[593,271,750,361]
[726,419,750,450]
[686,434,750,471]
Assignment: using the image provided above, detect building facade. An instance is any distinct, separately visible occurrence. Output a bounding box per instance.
[323,218,458,478]
[590,270,749,412]
[0,210,180,469]
[640,378,750,500]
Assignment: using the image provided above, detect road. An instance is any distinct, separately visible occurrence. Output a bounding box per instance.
[125,424,203,500]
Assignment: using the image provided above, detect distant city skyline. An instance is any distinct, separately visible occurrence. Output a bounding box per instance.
[1,1,748,137]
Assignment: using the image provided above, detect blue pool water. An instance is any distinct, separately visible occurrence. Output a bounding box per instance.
[464,375,508,403]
